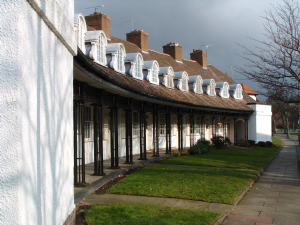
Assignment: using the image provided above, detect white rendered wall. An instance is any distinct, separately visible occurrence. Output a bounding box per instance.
[0,1,76,224]
[248,104,272,142]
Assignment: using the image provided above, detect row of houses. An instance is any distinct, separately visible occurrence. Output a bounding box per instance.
[0,2,271,224]
[73,12,272,185]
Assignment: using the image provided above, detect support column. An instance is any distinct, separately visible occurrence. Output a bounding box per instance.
[178,115,183,151]
[201,117,206,140]
[223,118,227,142]
[165,114,171,154]
[93,105,105,176]
[190,115,195,147]
[245,119,248,140]
[152,113,159,157]
[234,118,238,145]
[125,110,133,163]
[139,112,147,160]
[110,108,119,169]
[74,101,87,186]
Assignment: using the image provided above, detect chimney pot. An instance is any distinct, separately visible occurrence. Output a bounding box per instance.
[163,42,182,61]
[126,30,149,52]
[190,49,207,68]
[85,13,111,39]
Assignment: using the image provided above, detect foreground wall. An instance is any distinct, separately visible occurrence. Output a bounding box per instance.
[248,104,272,143]
[0,1,76,224]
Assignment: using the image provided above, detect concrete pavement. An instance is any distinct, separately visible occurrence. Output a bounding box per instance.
[222,134,300,225]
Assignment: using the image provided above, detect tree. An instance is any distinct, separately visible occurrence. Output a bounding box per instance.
[236,0,300,103]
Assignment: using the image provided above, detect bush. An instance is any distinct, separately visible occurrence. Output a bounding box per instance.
[225,137,232,145]
[172,150,189,157]
[239,139,250,147]
[266,141,274,147]
[257,141,267,147]
[248,140,255,147]
[211,135,225,149]
[188,142,210,155]
[196,139,210,146]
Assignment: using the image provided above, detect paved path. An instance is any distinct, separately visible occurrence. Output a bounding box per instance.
[222,134,300,225]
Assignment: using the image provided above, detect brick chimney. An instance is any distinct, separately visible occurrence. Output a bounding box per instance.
[126,30,149,52]
[190,49,207,68]
[163,42,182,62]
[85,12,111,39]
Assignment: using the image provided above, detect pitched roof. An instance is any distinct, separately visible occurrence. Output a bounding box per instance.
[241,83,258,95]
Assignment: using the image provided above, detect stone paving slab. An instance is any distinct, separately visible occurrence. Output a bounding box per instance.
[221,134,300,224]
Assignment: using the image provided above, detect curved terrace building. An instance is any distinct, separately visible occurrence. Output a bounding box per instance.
[73,12,272,185]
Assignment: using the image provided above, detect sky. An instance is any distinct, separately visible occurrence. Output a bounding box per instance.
[74,0,282,102]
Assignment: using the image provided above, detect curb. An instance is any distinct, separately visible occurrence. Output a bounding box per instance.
[213,215,227,225]
[74,154,171,204]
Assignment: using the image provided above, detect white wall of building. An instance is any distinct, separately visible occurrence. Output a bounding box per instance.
[0,1,76,224]
[248,104,272,142]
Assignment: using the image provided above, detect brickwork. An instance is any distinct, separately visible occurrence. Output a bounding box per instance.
[190,49,207,68]
[163,43,182,62]
[85,13,111,38]
[126,30,149,52]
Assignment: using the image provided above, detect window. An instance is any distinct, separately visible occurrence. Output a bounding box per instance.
[76,15,86,52]
[182,76,188,91]
[152,63,159,84]
[117,47,124,72]
[236,85,242,99]
[136,55,143,79]
[159,114,166,136]
[223,83,229,98]
[195,117,201,134]
[210,80,215,96]
[196,77,202,93]
[84,107,93,140]
[132,112,139,137]
[97,34,106,64]
[167,75,173,88]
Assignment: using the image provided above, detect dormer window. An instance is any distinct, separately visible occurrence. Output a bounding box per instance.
[106,43,126,74]
[229,84,243,99]
[216,82,229,98]
[174,71,189,92]
[188,75,203,94]
[203,79,216,96]
[74,14,87,52]
[85,30,107,66]
[143,60,159,85]
[124,53,144,80]
[159,67,174,88]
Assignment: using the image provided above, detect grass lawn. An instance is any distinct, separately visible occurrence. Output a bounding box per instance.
[108,165,258,204]
[85,203,222,225]
[162,137,283,170]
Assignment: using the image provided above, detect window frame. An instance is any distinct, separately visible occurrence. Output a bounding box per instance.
[132,112,139,138]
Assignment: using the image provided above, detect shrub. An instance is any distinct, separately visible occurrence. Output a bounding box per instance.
[257,141,267,147]
[172,150,189,157]
[239,139,250,147]
[248,140,255,147]
[266,141,274,147]
[188,142,210,155]
[197,139,211,146]
[211,135,225,149]
[225,137,232,145]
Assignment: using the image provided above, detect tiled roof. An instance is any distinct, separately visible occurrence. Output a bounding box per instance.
[75,45,255,112]
[241,84,258,95]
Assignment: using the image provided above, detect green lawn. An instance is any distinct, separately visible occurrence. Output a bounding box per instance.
[85,203,222,225]
[161,154,272,170]
[162,137,283,170]
[108,165,258,204]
